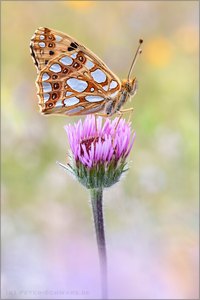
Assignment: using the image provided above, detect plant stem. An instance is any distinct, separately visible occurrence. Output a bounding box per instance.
[90,188,108,299]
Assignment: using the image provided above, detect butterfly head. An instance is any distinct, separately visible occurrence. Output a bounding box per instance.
[122,78,138,97]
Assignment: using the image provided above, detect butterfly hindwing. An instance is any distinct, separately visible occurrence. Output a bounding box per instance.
[36,52,121,115]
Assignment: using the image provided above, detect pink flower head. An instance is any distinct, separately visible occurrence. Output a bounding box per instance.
[65,116,135,169]
[60,116,135,189]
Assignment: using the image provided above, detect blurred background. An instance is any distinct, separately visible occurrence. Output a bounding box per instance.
[1,1,199,299]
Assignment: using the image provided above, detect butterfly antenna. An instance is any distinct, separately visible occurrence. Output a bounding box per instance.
[127,39,143,81]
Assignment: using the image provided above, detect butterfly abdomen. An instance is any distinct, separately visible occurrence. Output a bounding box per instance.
[114,89,129,114]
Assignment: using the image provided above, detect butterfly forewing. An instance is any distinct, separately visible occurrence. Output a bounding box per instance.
[30,27,121,116]
[30,27,82,72]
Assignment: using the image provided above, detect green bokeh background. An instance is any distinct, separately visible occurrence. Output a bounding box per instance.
[2,1,199,299]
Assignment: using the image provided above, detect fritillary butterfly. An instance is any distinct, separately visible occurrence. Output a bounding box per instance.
[30,27,143,116]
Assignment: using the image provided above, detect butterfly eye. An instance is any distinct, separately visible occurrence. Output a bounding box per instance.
[48,43,55,48]
[52,75,58,80]
[49,51,54,55]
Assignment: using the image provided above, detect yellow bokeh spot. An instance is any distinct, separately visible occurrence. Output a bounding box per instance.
[144,37,173,67]
[65,1,95,10]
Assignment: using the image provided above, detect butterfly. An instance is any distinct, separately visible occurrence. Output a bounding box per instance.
[30,27,143,117]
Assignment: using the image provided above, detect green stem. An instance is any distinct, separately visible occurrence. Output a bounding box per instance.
[90,188,108,299]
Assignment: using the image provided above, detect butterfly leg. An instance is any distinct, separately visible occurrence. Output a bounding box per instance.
[114,107,134,131]
[119,107,134,122]
[119,107,134,114]
[92,115,100,146]
[114,112,123,130]
[95,112,110,118]
[93,114,104,143]
[94,114,98,133]
[109,112,123,148]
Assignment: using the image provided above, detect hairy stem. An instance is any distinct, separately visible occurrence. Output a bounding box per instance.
[90,188,108,299]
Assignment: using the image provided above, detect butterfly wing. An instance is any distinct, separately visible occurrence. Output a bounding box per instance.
[30,27,121,116]
[30,27,117,72]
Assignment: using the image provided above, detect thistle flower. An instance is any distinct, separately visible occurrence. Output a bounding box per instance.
[59,115,136,299]
[60,115,135,189]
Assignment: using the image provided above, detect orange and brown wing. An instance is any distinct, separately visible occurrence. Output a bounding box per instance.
[36,51,121,115]
[30,27,111,73]
[30,27,121,116]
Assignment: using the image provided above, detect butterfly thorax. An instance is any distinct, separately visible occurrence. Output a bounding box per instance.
[105,78,137,116]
